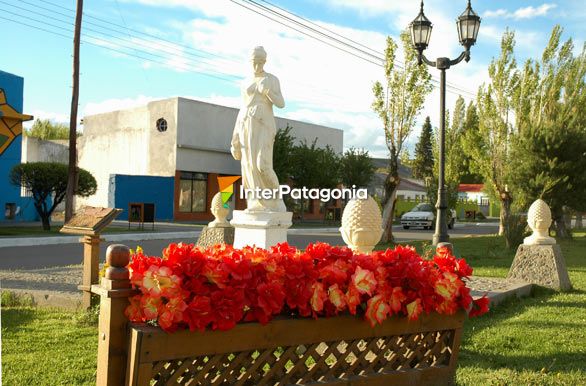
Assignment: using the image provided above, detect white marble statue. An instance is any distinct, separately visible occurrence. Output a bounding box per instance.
[524,199,556,245]
[231,46,286,213]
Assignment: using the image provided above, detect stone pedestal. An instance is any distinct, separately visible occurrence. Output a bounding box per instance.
[507,244,572,291]
[231,210,292,249]
[196,226,235,248]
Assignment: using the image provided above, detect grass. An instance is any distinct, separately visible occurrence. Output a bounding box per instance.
[1,307,98,385]
[1,234,585,385]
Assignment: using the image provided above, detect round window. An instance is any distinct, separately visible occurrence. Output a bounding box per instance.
[156,118,168,132]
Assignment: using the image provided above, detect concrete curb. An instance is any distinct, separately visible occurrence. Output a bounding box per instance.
[0,231,201,248]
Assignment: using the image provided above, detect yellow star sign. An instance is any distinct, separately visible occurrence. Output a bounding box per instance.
[0,88,33,155]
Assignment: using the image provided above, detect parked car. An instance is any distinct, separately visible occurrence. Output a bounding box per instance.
[400,203,456,230]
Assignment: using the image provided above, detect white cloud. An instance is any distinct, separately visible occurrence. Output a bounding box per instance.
[23,110,70,129]
[484,4,557,20]
[83,95,159,116]
[99,0,484,155]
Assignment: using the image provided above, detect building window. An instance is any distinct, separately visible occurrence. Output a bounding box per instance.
[156,118,168,132]
[178,172,207,213]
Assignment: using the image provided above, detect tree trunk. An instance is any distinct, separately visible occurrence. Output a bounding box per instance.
[498,192,512,236]
[40,215,51,231]
[553,207,572,240]
[380,190,397,243]
[65,0,83,222]
[576,212,583,229]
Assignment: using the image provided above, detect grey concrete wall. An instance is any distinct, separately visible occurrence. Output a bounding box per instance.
[175,97,343,173]
[77,100,178,208]
[77,96,344,208]
[21,136,68,164]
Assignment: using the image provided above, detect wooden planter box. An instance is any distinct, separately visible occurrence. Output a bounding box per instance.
[94,245,465,386]
[125,312,464,385]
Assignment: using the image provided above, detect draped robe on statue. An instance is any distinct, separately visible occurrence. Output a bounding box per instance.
[231,72,286,212]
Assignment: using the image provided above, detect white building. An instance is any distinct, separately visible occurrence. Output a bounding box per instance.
[77,97,343,221]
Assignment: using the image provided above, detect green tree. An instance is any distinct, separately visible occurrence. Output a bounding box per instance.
[462,30,519,235]
[9,162,97,230]
[459,102,483,183]
[510,26,586,239]
[372,32,432,242]
[25,119,71,140]
[412,116,434,180]
[427,102,466,210]
[273,124,296,184]
[340,147,375,189]
[289,140,340,220]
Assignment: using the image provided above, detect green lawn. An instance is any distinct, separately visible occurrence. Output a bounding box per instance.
[2,234,585,385]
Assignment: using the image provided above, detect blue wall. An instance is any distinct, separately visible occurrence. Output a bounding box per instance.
[111,174,174,221]
[0,70,37,222]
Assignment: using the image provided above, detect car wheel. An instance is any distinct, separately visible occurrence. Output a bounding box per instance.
[403,226,409,230]
[448,219,454,229]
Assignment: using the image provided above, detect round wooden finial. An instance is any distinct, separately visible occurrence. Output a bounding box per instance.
[106,244,130,268]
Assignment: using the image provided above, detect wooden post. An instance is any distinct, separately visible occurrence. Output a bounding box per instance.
[94,244,135,386]
[78,235,103,309]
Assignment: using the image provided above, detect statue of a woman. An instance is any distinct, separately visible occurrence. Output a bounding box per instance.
[231,46,286,212]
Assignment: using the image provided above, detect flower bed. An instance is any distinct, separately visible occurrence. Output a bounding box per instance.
[124,242,488,332]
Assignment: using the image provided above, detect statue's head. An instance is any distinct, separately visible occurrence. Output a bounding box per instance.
[251,46,267,74]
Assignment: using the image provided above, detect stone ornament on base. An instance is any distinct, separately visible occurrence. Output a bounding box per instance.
[523,199,556,245]
[507,199,572,291]
[196,192,235,248]
[208,192,230,228]
[340,195,383,253]
[231,210,292,249]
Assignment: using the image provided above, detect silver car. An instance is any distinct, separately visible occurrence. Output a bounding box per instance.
[401,203,455,230]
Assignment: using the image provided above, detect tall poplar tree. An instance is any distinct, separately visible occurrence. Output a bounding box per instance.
[462,30,519,235]
[511,26,586,239]
[460,102,483,183]
[412,116,434,180]
[372,32,432,242]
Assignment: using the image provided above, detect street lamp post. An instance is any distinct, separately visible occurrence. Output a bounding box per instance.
[409,0,481,246]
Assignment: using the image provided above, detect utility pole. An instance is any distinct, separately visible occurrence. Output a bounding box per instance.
[65,0,83,222]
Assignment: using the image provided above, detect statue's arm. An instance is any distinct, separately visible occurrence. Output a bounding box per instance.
[263,75,285,109]
[231,113,242,160]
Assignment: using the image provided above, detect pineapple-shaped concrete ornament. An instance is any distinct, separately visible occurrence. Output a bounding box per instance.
[524,199,556,245]
[340,195,383,253]
[209,192,230,228]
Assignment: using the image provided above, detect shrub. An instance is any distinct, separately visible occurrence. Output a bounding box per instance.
[504,213,528,250]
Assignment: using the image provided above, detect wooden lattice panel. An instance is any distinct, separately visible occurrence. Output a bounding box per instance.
[148,331,453,385]
[126,313,464,386]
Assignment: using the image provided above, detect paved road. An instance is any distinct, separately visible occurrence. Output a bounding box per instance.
[0,223,497,270]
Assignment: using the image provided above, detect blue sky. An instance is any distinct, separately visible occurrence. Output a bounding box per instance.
[1,0,583,157]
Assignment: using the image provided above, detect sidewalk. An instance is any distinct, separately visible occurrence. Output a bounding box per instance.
[0,223,341,248]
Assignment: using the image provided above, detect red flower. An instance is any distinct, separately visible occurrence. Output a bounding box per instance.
[327,283,347,313]
[351,266,377,296]
[184,296,213,331]
[365,295,391,327]
[469,296,490,317]
[310,282,327,314]
[406,299,423,321]
[210,288,245,331]
[389,287,407,314]
[125,241,482,332]
[125,295,145,323]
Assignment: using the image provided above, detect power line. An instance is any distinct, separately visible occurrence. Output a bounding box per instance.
[15,0,240,69]
[35,0,233,62]
[0,12,239,83]
[2,8,349,105]
[233,0,477,99]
